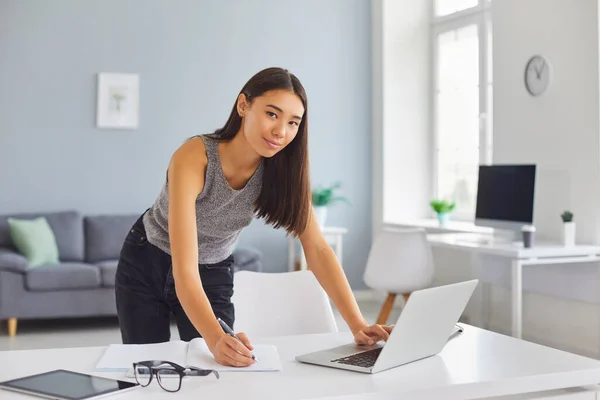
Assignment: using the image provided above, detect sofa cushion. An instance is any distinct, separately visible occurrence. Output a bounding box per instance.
[232,247,262,272]
[96,260,118,287]
[0,248,29,273]
[84,214,139,262]
[25,262,101,291]
[8,217,60,267]
[0,211,84,262]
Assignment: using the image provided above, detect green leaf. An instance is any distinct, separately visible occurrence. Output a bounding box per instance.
[311,182,350,207]
[429,199,455,213]
[560,210,573,222]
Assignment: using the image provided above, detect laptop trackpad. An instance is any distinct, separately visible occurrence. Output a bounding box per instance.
[326,343,384,356]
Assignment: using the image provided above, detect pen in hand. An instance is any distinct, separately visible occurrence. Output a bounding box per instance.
[217,318,257,361]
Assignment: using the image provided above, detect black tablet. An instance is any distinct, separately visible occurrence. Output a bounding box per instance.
[0,369,139,400]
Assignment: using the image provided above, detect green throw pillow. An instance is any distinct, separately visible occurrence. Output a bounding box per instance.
[8,217,60,267]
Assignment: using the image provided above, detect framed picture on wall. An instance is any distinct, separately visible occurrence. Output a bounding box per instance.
[96,73,139,129]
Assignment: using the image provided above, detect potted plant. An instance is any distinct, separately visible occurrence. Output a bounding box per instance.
[561,210,575,247]
[430,199,456,226]
[311,183,349,227]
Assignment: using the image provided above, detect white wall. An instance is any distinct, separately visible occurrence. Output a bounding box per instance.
[438,0,600,356]
[375,0,600,241]
[374,0,600,356]
[372,0,384,237]
[372,0,432,229]
[493,0,600,244]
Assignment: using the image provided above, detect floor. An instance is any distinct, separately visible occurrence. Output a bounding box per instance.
[0,299,402,351]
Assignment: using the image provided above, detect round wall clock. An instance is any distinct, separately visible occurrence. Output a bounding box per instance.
[524,55,551,96]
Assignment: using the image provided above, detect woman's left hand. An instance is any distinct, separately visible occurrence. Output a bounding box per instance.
[352,323,394,345]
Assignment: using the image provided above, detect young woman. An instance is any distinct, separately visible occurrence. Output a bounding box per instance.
[115,67,393,367]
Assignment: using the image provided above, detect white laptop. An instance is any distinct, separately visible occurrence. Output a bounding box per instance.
[296,279,478,374]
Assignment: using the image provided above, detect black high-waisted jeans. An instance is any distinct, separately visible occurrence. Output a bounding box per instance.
[115,213,234,344]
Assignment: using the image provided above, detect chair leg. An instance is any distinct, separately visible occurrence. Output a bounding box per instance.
[376,293,397,325]
[7,318,17,337]
[403,293,411,304]
[294,259,311,271]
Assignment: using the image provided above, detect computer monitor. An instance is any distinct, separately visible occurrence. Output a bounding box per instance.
[475,164,536,238]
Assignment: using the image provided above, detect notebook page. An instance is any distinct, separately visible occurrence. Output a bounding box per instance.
[95,340,189,371]
[186,338,282,372]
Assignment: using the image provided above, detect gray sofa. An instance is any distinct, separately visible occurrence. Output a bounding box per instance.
[0,210,262,336]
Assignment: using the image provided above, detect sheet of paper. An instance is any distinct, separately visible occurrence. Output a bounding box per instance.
[95,340,189,371]
[186,338,282,372]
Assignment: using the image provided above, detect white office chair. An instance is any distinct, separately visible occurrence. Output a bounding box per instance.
[231,270,339,337]
[363,228,435,325]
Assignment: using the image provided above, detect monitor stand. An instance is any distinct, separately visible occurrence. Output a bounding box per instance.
[489,229,518,244]
[460,230,519,246]
[473,219,526,245]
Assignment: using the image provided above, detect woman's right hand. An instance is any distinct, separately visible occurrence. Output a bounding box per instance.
[209,332,256,367]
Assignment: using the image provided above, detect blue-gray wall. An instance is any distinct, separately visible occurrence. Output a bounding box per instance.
[0,0,372,289]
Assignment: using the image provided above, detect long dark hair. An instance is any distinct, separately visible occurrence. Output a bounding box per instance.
[208,67,311,237]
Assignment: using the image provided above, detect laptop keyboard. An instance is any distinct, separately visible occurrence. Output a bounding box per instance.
[331,347,383,368]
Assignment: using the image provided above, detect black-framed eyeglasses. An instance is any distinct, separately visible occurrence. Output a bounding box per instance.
[132,360,220,392]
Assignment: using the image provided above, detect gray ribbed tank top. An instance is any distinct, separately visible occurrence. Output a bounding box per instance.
[142,135,264,264]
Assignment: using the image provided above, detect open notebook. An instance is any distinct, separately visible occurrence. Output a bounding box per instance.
[95,338,281,373]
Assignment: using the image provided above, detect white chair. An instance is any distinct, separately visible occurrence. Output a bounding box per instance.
[231,270,339,337]
[363,228,435,325]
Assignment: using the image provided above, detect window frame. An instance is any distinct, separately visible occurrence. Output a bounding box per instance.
[431,0,492,221]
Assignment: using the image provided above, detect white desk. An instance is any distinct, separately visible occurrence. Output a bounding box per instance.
[427,232,600,339]
[287,226,348,271]
[2,327,600,399]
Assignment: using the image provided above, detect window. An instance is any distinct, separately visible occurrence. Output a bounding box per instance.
[433,0,492,219]
[435,0,478,17]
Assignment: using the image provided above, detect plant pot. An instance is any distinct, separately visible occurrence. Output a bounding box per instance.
[314,206,327,228]
[562,222,575,247]
[436,212,449,226]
